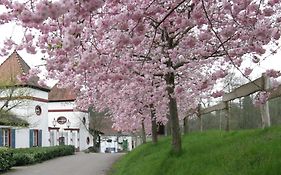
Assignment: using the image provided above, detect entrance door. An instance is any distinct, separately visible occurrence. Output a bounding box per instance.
[58,137,65,145]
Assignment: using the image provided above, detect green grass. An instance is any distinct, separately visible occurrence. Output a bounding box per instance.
[111,126,281,175]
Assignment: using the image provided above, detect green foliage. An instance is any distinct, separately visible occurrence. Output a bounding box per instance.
[0,147,14,171]
[111,126,281,175]
[12,145,75,166]
[84,146,99,153]
[0,112,29,127]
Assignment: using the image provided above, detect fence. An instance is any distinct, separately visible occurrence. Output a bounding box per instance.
[185,73,281,132]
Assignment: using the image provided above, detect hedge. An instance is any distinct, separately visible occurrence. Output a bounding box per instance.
[12,145,75,166]
[0,147,14,172]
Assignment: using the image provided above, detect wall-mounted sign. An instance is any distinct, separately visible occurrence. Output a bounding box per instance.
[57,116,67,125]
[35,105,42,116]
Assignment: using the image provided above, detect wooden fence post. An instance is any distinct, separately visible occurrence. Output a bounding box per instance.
[198,104,203,132]
[218,110,222,131]
[183,116,189,134]
[260,73,271,128]
[224,101,230,131]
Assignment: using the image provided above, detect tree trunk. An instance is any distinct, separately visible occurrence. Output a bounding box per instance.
[183,116,189,134]
[141,119,146,144]
[92,131,99,152]
[218,111,222,131]
[199,116,203,132]
[198,104,203,132]
[165,71,182,154]
[150,105,158,144]
[165,114,171,136]
[260,103,271,128]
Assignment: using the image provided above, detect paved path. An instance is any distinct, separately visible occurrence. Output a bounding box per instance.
[3,153,124,175]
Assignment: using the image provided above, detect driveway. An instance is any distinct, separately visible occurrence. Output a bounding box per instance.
[3,153,124,175]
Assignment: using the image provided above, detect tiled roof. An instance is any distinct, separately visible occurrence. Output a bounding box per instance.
[0,51,49,91]
[48,84,77,102]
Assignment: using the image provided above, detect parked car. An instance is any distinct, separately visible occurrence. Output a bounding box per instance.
[105,147,116,153]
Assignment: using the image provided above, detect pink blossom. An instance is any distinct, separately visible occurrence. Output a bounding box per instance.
[271,28,280,40]
[183,36,197,48]
[1,0,281,136]
[265,69,281,78]
[175,86,184,94]
[244,67,253,76]
[268,0,280,6]
[253,91,269,107]
[38,79,47,87]
[17,74,29,83]
[263,8,274,16]
[211,90,224,98]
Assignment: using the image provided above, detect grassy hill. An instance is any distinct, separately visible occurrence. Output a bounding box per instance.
[111,126,281,175]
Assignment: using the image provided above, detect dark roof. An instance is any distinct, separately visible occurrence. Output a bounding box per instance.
[0,51,50,91]
[48,84,76,102]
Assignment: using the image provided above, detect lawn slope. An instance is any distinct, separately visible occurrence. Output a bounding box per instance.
[111,127,281,175]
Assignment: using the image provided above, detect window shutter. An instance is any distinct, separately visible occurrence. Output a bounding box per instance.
[39,130,42,147]
[29,129,34,147]
[11,129,16,148]
[0,129,3,147]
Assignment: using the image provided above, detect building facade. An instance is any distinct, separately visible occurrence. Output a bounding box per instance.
[0,52,93,150]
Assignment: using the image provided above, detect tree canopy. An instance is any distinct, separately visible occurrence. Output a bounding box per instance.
[1,0,281,153]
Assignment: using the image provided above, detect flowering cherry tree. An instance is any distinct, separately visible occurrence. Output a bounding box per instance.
[1,0,281,153]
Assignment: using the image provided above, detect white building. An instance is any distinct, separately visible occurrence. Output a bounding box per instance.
[48,84,93,151]
[0,52,93,151]
[96,119,140,153]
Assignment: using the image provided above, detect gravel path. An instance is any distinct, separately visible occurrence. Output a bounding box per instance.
[3,153,124,175]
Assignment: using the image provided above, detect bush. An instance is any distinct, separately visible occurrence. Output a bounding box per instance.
[84,146,99,153]
[12,145,75,166]
[12,153,35,166]
[0,147,14,171]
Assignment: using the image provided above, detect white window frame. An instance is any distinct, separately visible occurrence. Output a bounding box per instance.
[2,129,10,147]
[33,130,39,147]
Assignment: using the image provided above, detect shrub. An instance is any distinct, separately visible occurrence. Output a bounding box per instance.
[0,147,14,171]
[12,145,75,166]
[12,153,35,166]
[84,146,99,153]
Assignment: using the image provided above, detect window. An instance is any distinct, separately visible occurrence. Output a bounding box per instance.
[33,130,39,147]
[30,129,42,147]
[2,129,10,147]
[71,132,75,144]
[50,131,55,146]
[65,132,68,145]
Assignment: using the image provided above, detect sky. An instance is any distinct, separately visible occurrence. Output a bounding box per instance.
[0,22,58,87]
